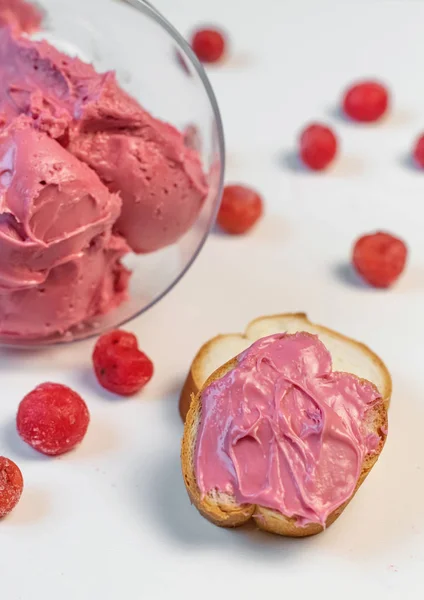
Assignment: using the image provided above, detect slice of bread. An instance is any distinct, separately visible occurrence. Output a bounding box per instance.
[179,313,391,421]
[181,313,391,537]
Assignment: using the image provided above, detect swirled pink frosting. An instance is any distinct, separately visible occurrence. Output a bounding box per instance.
[195,333,383,527]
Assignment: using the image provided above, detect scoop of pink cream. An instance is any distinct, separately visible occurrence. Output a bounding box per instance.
[0,118,129,338]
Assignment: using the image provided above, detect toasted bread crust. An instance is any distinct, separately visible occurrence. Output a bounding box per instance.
[179,371,197,422]
[181,359,256,528]
[179,313,392,422]
[181,317,390,537]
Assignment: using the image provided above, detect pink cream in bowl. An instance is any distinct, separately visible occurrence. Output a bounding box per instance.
[0,25,208,339]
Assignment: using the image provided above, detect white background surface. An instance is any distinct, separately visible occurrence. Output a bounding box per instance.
[1,0,424,598]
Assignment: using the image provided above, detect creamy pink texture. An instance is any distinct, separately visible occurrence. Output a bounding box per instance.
[0,27,208,253]
[195,333,382,527]
[0,0,42,35]
[0,118,129,338]
[0,27,208,337]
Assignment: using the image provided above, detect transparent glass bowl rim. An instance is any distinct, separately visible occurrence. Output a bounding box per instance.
[1,0,225,348]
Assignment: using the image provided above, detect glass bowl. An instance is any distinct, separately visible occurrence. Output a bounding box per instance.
[0,0,224,346]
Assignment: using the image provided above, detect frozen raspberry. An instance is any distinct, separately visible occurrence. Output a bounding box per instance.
[413,134,424,168]
[93,330,154,396]
[17,383,90,456]
[191,27,226,63]
[0,457,23,518]
[343,81,389,122]
[299,123,338,171]
[217,185,263,235]
[352,231,407,288]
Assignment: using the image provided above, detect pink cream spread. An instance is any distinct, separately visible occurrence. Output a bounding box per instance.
[0,26,207,338]
[195,333,383,527]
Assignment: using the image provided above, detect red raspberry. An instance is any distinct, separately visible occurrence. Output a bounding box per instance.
[17,383,90,456]
[413,134,424,168]
[343,81,389,122]
[0,457,23,518]
[217,185,263,235]
[352,231,407,288]
[191,28,226,63]
[299,123,338,171]
[93,330,154,396]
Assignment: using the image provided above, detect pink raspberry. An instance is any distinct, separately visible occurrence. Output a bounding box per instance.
[17,383,90,456]
[0,456,23,518]
[299,123,338,170]
[93,330,154,396]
